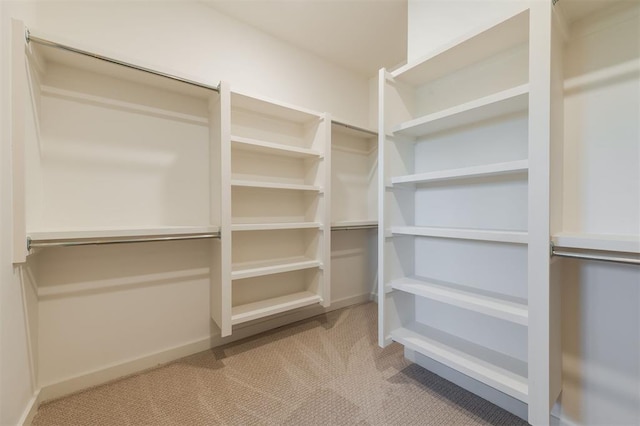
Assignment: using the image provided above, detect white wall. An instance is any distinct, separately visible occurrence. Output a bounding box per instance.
[1,3,39,425]
[1,0,376,420]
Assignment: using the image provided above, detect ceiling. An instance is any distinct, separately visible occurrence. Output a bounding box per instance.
[203,0,408,77]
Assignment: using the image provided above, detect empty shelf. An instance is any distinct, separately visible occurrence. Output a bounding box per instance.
[392,84,529,137]
[331,220,378,230]
[231,179,321,192]
[552,232,640,254]
[232,257,321,280]
[390,276,528,325]
[231,291,322,325]
[391,323,528,402]
[231,222,322,231]
[391,226,528,244]
[231,135,322,158]
[392,160,528,185]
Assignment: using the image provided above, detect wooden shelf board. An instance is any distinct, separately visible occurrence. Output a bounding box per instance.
[231,291,322,325]
[231,179,321,192]
[28,226,220,242]
[231,257,321,280]
[552,232,640,254]
[390,276,528,325]
[231,135,321,158]
[391,9,529,86]
[391,226,528,244]
[391,323,528,402]
[392,84,529,137]
[392,160,528,185]
[231,222,322,232]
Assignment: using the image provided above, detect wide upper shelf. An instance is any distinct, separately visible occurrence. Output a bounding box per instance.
[391,226,528,244]
[231,180,322,192]
[231,90,323,124]
[28,226,220,242]
[391,84,529,137]
[553,232,640,254]
[391,8,530,86]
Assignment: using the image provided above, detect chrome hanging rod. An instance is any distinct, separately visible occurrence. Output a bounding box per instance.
[551,243,640,266]
[25,30,220,93]
[28,233,221,250]
[331,120,378,137]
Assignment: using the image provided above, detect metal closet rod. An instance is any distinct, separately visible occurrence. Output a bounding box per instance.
[28,233,221,250]
[26,30,220,93]
[551,244,640,266]
[331,120,378,136]
[331,224,378,231]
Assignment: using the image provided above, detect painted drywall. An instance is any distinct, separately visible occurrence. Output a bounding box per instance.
[1,3,39,425]
[1,0,377,410]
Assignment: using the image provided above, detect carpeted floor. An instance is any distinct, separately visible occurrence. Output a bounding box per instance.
[32,302,528,425]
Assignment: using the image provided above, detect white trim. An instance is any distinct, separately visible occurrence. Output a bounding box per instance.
[18,389,40,426]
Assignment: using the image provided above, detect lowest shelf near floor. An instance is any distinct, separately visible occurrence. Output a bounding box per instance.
[231,291,322,325]
[552,232,640,254]
[231,257,321,280]
[231,179,322,192]
[231,135,322,158]
[391,84,529,138]
[391,226,528,244]
[389,276,528,325]
[391,160,528,186]
[231,222,322,231]
[391,323,528,402]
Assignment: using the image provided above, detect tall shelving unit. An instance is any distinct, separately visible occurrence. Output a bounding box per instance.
[214,83,330,337]
[379,6,560,422]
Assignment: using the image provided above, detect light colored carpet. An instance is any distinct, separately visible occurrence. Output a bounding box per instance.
[32,302,528,425]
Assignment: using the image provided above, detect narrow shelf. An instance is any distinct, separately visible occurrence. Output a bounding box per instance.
[390,276,528,325]
[231,179,321,192]
[392,84,529,137]
[231,135,322,159]
[391,226,528,244]
[331,220,378,231]
[231,291,322,325]
[232,257,321,280]
[28,226,220,241]
[231,222,322,232]
[391,9,529,86]
[391,323,528,402]
[392,160,528,185]
[552,232,640,254]
[232,90,323,124]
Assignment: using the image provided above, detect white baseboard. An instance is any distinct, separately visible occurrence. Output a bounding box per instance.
[18,388,40,426]
[39,293,372,403]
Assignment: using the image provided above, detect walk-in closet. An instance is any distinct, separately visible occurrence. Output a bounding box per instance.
[1,1,638,425]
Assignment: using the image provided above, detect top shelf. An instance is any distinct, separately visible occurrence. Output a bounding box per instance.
[231,90,323,124]
[391,8,530,86]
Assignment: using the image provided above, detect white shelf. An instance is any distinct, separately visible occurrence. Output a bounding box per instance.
[391,9,529,86]
[232,257,321,280]
[28,226,220,241]
[231,291,322,325]
[231,222,322,232]
[231,179,321,192]
[392,84,529,137]
[391,226,528,244]
[553,232,640,254]
[231,135,322,158]
[231,90,322,124]
[391,323,528,402]
[392,160,528,185]
[390,276,528,325]
[40,85,209,125]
